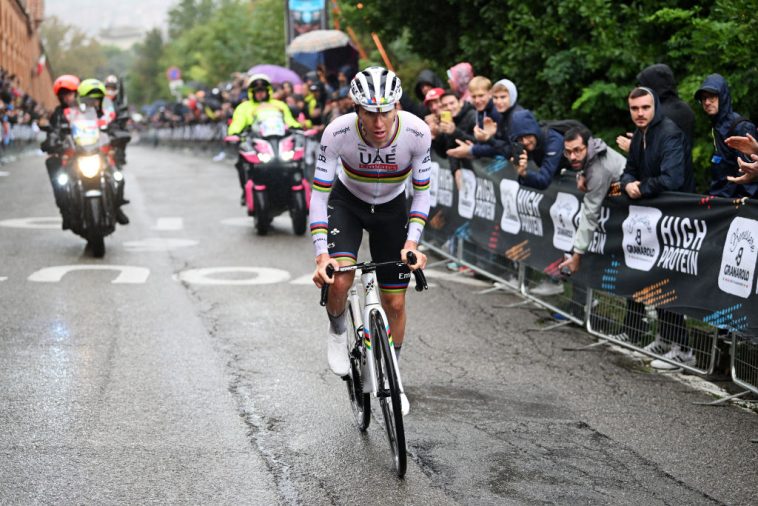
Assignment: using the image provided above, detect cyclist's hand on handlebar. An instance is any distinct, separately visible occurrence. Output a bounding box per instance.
[313,254,340,288]
[401,247,427,271]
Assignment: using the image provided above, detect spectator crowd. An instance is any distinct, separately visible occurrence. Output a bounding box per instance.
[0,67,49,153]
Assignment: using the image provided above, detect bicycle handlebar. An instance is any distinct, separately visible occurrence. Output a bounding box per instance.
[319,254,428,306]
[319,264,334,307]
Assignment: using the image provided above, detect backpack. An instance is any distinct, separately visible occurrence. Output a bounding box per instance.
[538,119,590,137]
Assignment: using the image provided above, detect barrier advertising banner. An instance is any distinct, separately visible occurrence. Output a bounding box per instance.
[426,154,758,332]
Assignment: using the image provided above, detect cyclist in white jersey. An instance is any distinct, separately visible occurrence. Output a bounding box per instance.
[311,66,431,415]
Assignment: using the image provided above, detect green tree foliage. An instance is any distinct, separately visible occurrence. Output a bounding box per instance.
[128,29,168,105]
[162,0,286,87]
[340,0,758,191]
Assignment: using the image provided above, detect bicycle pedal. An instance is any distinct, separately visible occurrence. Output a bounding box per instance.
[350,348,362,359]
[340,374,350,382]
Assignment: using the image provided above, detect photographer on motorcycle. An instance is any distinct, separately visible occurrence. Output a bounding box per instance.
[77,78,130,225]
[103,74,131,167]
[227,74,302,204]
[41,74,80,229]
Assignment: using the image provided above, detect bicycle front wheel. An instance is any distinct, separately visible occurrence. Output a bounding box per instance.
[346,303,370,431]
[370,310,407,477]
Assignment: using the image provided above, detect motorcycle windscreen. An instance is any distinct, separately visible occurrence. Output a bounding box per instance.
[255,108,287,137]
[70,103,101,148]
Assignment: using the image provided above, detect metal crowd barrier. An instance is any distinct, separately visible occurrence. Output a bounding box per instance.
[732,332,758,398]
[422,234,725,377]
[0,124,42,162]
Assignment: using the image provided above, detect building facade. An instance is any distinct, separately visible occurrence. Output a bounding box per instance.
[1,0,56,109]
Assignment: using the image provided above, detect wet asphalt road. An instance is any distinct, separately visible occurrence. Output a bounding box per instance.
[0,146,756,505]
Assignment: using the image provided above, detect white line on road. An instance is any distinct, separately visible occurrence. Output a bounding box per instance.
[28,265,150,284]
[152,217,183,231]
[0,171,9,177]
[176,267,291,286]
[123,238,198,252]
[0,217,61,229]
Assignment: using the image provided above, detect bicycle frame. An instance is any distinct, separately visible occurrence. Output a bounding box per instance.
[346,270,405,399]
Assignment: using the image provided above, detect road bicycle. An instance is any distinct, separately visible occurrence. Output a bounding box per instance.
[320,252,427,477]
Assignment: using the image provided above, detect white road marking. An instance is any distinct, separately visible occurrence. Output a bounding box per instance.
[290,273,315,285]
[0,171,9,177]
[0,217,61,229]
[152,217,183,231]
[176,267,291,286]
[220,217,253,228]
[28,265,150,284]
[123,238,198,252]
[0,277,7,282]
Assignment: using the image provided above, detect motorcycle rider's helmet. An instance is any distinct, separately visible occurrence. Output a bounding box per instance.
[349,66,402,113]
[78,78,106,99]
[104,75,119,89]
[247,73,272,103]
[53,75,80,101]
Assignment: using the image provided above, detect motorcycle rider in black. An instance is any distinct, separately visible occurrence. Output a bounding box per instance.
[41,75,80,230]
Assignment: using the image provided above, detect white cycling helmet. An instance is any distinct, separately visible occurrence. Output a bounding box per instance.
[349,66,402,113]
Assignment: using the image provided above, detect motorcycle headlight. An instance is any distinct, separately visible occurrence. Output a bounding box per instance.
[56,173,69,186]
[280,150,295,162]
[77,154,101,178]
[258,153,273,163]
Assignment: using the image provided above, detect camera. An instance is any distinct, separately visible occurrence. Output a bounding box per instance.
[511,141,524,162]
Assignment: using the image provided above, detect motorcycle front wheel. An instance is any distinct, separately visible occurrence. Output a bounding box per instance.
[290,191,307,236]
[86,198,106,258]
[254,190,269,236]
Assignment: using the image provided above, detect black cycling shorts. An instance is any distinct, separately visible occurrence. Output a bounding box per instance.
[327,180,411,293]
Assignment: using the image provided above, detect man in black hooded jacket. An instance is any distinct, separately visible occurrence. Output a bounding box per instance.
[695,73,758,198]
[618,86,695,370]
[620,87,694,197]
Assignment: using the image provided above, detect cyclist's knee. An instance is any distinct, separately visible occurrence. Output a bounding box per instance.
[381,293,406,315]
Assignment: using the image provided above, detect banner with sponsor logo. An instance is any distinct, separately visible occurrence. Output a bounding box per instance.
[426,153,758,332]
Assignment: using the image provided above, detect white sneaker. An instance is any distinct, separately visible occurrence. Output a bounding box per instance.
[642,337,670,356]
[610,332,633,344]
[650,346,695,370]
[530,279,563,296]
[327,326,350,376]
[400,392,410,416]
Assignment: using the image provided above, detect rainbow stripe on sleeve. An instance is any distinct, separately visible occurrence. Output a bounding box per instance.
[408,210,428,227]
[412,177,431,191]
[310,221,328,236]
[312,178,333,192]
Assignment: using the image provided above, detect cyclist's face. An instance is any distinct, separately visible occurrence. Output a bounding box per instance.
[358,107,397,146]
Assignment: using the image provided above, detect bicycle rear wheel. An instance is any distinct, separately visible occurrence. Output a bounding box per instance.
[370,310,407,477]
[346,304,370,431]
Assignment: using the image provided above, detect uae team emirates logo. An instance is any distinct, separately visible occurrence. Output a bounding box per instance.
[622,205,662,271]
[718,217,758,298]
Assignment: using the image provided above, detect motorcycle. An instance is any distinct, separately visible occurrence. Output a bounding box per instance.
[56,101,123,257]
[226,111,316,236]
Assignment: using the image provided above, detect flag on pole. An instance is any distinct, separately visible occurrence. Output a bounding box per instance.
[36,54,46,76]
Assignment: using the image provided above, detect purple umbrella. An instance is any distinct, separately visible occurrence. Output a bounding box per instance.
[247,64,303,85]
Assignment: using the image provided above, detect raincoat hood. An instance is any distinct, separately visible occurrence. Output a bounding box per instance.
[509,109,541,142]
[695,73,734,125]
[637,64,678,100]
[414,69,445,100]
[494,78,518,109]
